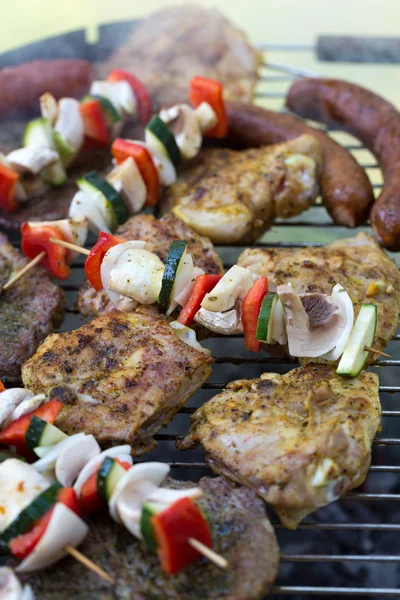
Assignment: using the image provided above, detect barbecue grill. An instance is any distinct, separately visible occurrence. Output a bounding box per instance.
[4,31,400,598]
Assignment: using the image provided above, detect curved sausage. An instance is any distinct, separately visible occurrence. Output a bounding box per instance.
[0,59,94,121]
[226,101,374,228]
[287,78,400,250]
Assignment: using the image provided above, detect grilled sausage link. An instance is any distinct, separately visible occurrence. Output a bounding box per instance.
[226,101,373,228]
[0,59,94,121]
[287,78,400,250]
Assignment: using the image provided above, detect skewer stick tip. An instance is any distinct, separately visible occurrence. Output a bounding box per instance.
[188,538,228,569]
[364,346,391,358]
[2,251,46,292]
[65,545,114,584]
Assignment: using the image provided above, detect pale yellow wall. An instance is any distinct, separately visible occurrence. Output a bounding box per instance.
[1,0,399,104]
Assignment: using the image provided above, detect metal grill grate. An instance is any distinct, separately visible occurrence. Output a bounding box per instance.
[7,45,400,598]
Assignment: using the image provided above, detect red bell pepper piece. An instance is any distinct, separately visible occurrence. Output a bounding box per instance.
[84,231,124,291]
[111,139,160,206]
[189,77,228,138]
[9,487,80,559]
[151,497,212,575]
[0,381,5,392]
[0,162,19,213]
[178,274,223,326]
[107,70,153,125]
[242,276,268,353]
[21,223,71,280]
[79,458,130,515]
[80,99,109,147]
[0,398,63,451]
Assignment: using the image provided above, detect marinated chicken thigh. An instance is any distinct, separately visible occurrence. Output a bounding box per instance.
[77,212,223,317]
[162,134,322,244]
[238,232,400,357]
[180,364,381,529]
[22,306,213,453]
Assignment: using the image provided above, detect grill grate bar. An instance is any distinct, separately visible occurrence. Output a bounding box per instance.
[168,462,400,473]
[157,433,400,446]
[282,554,400,563]
[274,523,400,531]
[270,585,400,596]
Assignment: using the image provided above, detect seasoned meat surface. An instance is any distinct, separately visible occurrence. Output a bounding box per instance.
[77,212,223,317]
[0,233,64,382]
[21,306,212,452]
[162,135,322,243]
[238,232,400,356]
[101,4,262,107]
[180,365,381,529]
[22,476,279,600]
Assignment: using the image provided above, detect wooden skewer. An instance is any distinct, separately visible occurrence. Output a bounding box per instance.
[188,538,228,569]
[2,251,46,291]
[65,545,114,584]
[364,346,391,358]
[49,237,90,256]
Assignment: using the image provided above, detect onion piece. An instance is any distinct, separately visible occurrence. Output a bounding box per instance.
[54,98,84,154]
[321,284,355,361]
[174,267,205,307]
[109,462,170,524]
[100,241,146,306]
[0,389,33,429]
[108,249,164,305]
[169,321,210,354]
[0,567,25,599]
[132,140,177,186]
[32,433,86,471]
[69,191,111,235]
[16,504,88,573]
[6,394,46,428]
[6,147,58,175]
[56,435,100,487]
[74,445,132,496]
[167,251,194,315]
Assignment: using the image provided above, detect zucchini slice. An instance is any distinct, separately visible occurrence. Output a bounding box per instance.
[336,304,378,378]
[97,456,126,503]
[25,416,67,452]
[145,115,181,170]
[77,171,128,228]
[140,502,162,551]
[158,240,188,313]
[0,482,62,550]
[256,293,278,344]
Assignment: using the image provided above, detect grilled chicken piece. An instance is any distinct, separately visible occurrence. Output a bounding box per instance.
[77,212,223,317]
[22,477,279,599]
[162,135,322,244]
[180,364,381,529]
[238,232,400,357]
[100,4,262,107]
[0,232,64,382]
[22,306,212,452]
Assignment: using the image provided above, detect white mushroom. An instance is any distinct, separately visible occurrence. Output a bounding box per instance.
[159,104,202,159]
[194,307,243,335]
[278,284,346,358]
[194,102,218,133]
[108,248,164,305]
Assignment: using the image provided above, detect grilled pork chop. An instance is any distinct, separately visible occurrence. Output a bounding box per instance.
[77,212,224,317]
[238,232,400,356]
[101,4,262,107]
[21,476,279,599]
[21,306,212,452]
[180,365,381,529]
[162,135,322,243]
[0,233,64,382]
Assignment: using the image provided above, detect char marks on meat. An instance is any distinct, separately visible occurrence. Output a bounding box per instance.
[21,476,279,600]
[0,232,64,382]
[180,365,381,529]
[21,306,213,452]
[77,212,223,317]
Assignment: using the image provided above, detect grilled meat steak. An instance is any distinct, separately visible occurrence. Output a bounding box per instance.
[0,232,64,382]
[21,306,213,452]
[238,232,400,356]
[21,476,279,600]
[77,212,224,317]
[181,365,381,529]
[162,135,322,244]
[100,4,262,107]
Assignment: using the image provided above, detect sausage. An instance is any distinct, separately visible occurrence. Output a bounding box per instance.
[226,101,374,228]
[0,59,94,121]
[287,78,400,250]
